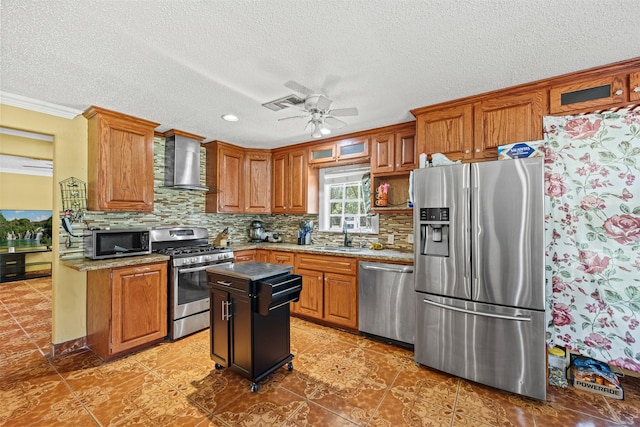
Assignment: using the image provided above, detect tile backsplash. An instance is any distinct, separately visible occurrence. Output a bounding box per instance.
[60,137,414,257]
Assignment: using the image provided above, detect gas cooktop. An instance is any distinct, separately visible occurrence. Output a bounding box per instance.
[156,245,232,257]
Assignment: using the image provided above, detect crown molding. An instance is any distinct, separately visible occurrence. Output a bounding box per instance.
[0,91,82,119]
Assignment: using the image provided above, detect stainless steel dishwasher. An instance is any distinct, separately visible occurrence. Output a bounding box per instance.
[358,261,415,345]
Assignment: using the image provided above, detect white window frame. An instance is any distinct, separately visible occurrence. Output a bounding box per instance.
[318,164,379,234]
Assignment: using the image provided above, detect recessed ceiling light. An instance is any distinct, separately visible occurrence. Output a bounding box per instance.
[221,114,239,122]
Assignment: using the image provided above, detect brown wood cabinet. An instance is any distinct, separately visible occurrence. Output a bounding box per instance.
[234,249,256,263]
[549,74,626,114]
[371,125,416,174]
[293,253,358,329]
[415,104,473,162]
[473,90,546,160]
[256,249,270,263]
[244,150,271,213]
[270,250,295,266]
[83,106,159,212]
[206,143,271,213]
[272,148,318,214]
[205,141,244,213]
[308,135,370,165]
[87,262,167,361]
[415,91,545,161]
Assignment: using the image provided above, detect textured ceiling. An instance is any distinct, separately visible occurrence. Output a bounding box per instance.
[1,0,639,149]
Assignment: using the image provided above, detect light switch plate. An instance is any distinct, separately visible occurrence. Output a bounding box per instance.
[387,234,394,244]
[407,234,414,243]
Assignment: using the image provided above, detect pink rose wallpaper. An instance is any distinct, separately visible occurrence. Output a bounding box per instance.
[544,108,640,373]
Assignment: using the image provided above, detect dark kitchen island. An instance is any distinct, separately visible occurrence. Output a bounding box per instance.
[206,262,302,392]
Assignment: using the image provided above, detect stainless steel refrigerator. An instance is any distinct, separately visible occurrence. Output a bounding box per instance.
[413,157,546,400]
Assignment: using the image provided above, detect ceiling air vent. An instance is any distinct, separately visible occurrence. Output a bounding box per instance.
[262,94,305,111]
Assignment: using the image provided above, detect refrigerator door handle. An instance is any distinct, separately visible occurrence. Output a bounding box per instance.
[422,298,532,322]
[471,163,480,283]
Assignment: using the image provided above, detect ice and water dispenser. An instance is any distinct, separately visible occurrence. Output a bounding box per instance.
[419,207,449,257]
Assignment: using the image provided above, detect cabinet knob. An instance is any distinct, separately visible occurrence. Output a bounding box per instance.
[475,148,480,153]
[615,89,624,96]
[465,150,470,154]
[633,87,640,93]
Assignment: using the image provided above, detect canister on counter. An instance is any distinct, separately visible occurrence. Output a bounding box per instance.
[548,346,568,388]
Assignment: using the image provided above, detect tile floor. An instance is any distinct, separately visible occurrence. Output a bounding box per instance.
[1,277,639,426]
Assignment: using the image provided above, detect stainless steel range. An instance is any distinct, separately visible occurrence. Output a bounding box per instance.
[150,227,234,340]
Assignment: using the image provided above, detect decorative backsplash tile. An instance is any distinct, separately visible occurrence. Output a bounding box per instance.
[60,137,414,257]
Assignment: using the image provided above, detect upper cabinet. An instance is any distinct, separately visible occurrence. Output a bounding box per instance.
[272,148,318,214]
[84,106,159,212]
[412,58,640,162]
[549,74,626,114]
[308,136,369,165]
[473,90,546,160]
[371,124,416,174]
[206,143,271,213]
[415,104,473,162]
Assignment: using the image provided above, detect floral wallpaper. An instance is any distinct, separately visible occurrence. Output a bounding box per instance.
[543,107,640,373]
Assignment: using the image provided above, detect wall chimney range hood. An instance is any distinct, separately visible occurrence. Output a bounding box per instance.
[163,130,209,191]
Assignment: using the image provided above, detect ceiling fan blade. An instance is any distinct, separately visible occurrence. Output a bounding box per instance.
[324,116,347,128]
[315,95,333,111]
[284,80,315,96]
[328,107,358,117]
[277,115,308,122]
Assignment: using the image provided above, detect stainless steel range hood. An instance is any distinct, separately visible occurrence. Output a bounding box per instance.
[163,130,209,191]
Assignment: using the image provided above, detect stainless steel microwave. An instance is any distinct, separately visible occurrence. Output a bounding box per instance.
[84,228,151,260]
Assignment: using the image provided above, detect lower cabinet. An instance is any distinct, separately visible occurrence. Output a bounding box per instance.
[87,262,168,360]
[234,249,256,263]
[293,254,358,330]
[256,250,270,263]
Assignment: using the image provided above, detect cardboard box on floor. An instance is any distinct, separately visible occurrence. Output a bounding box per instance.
[569,354,624,400]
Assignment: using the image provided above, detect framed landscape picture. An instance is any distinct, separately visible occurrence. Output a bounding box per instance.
[0,210,53,248]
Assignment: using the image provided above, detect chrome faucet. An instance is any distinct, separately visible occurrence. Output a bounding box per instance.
[343,222,352,247]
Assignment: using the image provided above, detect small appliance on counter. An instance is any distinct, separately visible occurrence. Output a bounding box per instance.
[249,220,282,243]
[84,228,150,260]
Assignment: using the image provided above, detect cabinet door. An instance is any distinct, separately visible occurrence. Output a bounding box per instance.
[288,149,308,213]
[394,128,416,171]
[416,104,473,162]
[229,293,252,376]
[234,250,256,263]
[271,152,288,213]
[255,250,270,263]
[549,74,626,114]
[245,151,271,213]
[111,263,167,355]
[218,146,244,212]
[630,72,640,102]
[371,132,395,174]
[293,267,324,319]
[309,143,336,164]
[210,287,230,367]
[324,272,358,329]
[85,107,158,212]
[337,136,369,161]
[474,90,546,160]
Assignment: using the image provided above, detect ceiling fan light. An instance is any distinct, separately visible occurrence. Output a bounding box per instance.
[311,122,322,138]
[320,126,331,135]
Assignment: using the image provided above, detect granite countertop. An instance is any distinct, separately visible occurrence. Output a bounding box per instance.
[206,261,293,281]
[60,254,170,272]
[231,242,414,264]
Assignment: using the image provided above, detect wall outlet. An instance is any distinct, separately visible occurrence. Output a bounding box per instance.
[407,234,414,244]
[387,234,394,244]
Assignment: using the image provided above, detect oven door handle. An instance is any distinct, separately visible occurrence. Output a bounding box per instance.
[176,265,211,274]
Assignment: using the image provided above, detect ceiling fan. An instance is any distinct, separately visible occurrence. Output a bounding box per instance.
[266,80,359,138]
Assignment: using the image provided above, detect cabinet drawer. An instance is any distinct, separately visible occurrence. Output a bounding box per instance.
[270,251,295,266]
[295,254,356,275]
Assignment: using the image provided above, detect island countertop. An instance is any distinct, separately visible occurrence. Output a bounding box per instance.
[206,261,293,281]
